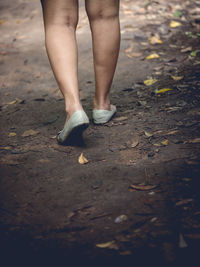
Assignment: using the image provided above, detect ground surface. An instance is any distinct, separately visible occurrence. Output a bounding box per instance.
[0,0,200,266]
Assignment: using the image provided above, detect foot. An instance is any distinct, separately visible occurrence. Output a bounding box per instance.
[92,104,117,124]
[57,110,89,145]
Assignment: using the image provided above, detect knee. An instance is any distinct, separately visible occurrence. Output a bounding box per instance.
[87,7,119,22]
[45,13,78,30]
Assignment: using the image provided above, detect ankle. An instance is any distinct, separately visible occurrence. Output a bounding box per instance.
[65,103,83,117]
[93,97,110,110]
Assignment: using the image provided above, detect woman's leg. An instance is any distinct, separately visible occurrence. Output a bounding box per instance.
[42,0,82,125]
[85,0,120,110]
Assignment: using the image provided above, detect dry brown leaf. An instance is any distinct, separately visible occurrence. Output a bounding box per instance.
[37,159,51,163]
[188,138,200,144]
[124,10,134,15]
[167,130,178,135]
[78,153,88,164]
[0,146,11,150]
[129,184,157,191]
[127,52,142,58]
[114,116,128,122]
[125,43,134,53]
[181,46,192,53]
[22,129,39,137]
[175,198,194,206]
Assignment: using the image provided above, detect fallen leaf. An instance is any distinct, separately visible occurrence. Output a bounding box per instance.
[0,20,5,24]
[188,138,200,143]
[179,233,188,248]
[120,250,132,255]
[144,131,153,137]
[96,240,115,248]
[153,143,161,147]
[7,100,17,105]
[151,217,157,223]
[131,140,139,148]
[0,146,11,150]
[170,21,182,28]
[190,51,197,57]
[161,139,169,146]
[22,129,39,137]
[144,78,157,86]
[149,36,162,45]
[124,10,134,15]
[8,132,16,137]
[146,53,160,59]
[167,130,178,135]
[175,198,194,206]
[126,52,142,58]
[125,43,134,53]
[173,10,182,18]
[155,88,172,94]
[114,116,128,122]
[34,72,41,78]
[115,215,128,223]
[181,46,192,53]
[37,159,51,163]
[78,153,88,164]
[171,75,183,81]
[129,184,157,191]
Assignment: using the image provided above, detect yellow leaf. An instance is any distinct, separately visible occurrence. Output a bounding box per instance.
[155,88,172,94]
[78,153,88,164]
[0,20,5,24]
[7,100,17,105]
[22,129,39,137]
[161,139,168,146]
[149,36,163,45]
[9,132,16,137]
[96,241,115,248]
[170,21,182,28]
[144,78,158,86]
[171,75,184,81]
[146,53,160,60]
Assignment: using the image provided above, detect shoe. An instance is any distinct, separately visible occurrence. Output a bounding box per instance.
[92,104,117,124]
[57,110,89,145]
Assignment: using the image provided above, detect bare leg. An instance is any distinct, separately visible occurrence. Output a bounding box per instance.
[42,0,83,125]
[85,0,120,110]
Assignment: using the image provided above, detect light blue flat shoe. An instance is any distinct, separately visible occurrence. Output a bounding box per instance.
[92,104,117,124]
[57,110,89,145]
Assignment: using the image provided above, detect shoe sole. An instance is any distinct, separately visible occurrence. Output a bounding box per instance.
[57,123,89,146]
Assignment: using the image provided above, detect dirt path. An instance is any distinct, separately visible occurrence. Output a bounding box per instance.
[0,0,200,266]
